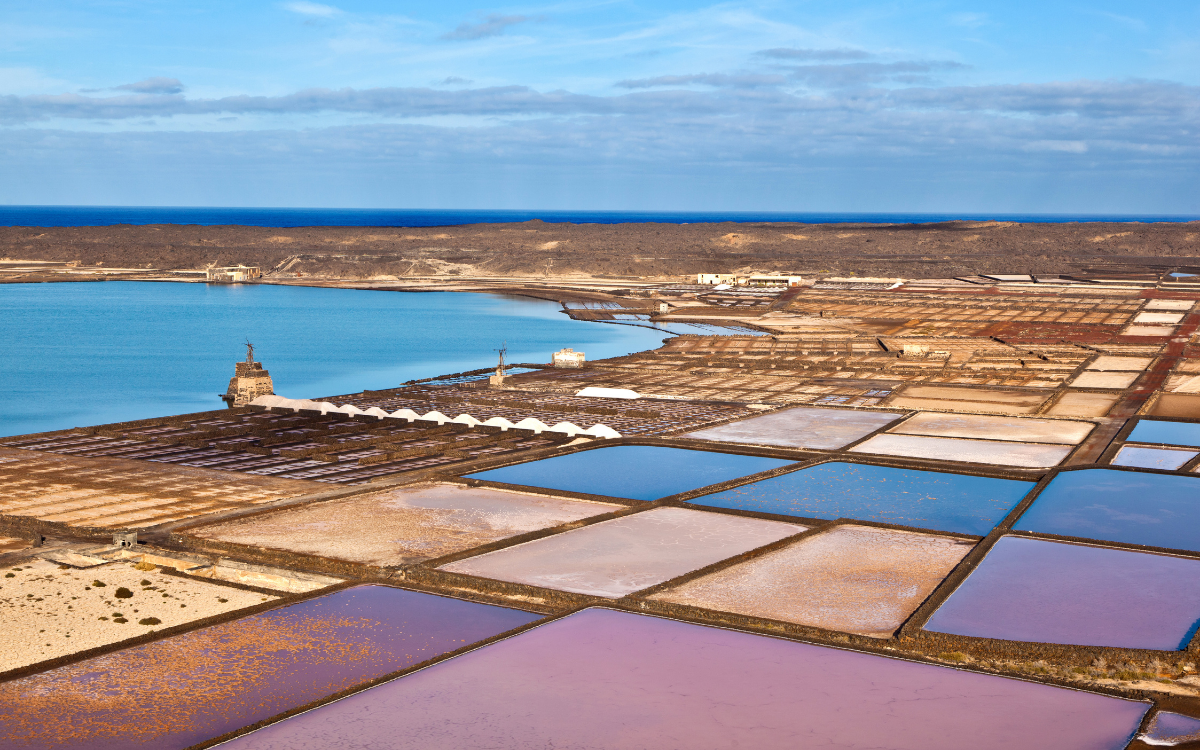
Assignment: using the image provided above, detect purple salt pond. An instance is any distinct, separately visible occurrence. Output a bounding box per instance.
[0,585,540,750]
[221,608,1148,750]
[1141,711,1200,746]
[924,536,1200,650]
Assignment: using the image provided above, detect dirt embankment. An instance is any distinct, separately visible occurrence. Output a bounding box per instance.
[1,220,1198,279]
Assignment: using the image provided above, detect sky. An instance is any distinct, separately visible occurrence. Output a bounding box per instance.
[1,1,1197,213]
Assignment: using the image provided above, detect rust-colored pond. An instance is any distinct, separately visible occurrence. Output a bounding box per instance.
[219,608,1148,750]
[0,585,540,750]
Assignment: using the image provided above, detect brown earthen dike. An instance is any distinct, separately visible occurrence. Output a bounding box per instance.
[3,220,1198,279]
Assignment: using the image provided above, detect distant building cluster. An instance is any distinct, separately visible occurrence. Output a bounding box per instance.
[206,265,262,283]
[697,273,803,287]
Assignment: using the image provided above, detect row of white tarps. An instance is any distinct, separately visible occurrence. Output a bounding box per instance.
[248,395,621,438]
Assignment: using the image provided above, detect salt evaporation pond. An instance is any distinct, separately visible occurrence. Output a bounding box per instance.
[1141,711,1200,745]
[1014,469,1200,552]
[440,507,803,598]
[924,536,1200,650]
[190,482,623,566]
[219,607,1148,750]
[682,405,901,449]
[1111,445,1197,470]
[1128,419,1200,447]
[688,462,1034,535]
[849,433,1073,468]
[650,525,973,637]
[464,445,795,501]
[0,585,540,750]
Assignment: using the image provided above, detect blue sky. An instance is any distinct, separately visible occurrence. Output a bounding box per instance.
[1,1,1197,212]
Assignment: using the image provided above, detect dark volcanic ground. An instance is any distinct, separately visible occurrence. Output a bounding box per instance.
[2,220,1198,279]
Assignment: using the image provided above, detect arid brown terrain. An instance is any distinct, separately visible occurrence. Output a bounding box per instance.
[2,220,1199,280]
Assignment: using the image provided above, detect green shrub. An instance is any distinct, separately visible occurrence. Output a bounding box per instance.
[139,617,161,626]
[114,587,133,599]
[92,580,106,587]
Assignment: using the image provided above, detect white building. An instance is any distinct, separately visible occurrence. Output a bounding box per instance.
[552,348,586,368]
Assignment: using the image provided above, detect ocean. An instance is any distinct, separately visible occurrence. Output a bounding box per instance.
[0,282,670,437]
[1,206,1196,228]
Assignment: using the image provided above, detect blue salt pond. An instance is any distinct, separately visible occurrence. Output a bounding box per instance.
[1014,469,1200,552]
[924,536,1200,650]
[464,446,795,501]
[687,462,1034,535]
[1128,420,1200,447]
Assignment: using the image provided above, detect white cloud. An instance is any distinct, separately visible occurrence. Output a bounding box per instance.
[949,13,989,29]
[1024,140,1088,153]
[282,2,341,17]
[114,77,184,95]
[441,15,533,41]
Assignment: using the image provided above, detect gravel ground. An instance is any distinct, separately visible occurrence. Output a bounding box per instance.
[0,558,277,672]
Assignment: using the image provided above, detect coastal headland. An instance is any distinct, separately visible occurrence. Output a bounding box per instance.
[2,219,1198,287]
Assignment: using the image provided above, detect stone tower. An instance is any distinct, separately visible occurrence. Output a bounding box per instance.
[221,341,275,407]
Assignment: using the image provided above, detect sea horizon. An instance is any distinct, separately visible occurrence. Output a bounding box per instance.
[1,205,1197,229]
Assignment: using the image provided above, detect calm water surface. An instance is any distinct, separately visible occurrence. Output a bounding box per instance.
[0,282,668,437]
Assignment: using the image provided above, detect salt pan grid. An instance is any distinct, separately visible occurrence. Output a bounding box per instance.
[189,483,622,566]
[650,525,973,637]
[463,445,795,501]
[923,536,1200,650]
[688,462,1033,535]
[1128,420,1200,447]
[849,433,1073,468]
[1014,469,1200,552]
[681,405,901,449]
[439,507,804,598]
[0,585,540,750]
[1111,446,1198,470]
[0,447,314,529]
[218,608,1149,750]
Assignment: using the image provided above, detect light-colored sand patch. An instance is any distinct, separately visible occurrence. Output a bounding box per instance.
[0,558,276,672]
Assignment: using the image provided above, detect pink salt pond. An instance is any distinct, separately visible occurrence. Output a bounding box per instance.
[221,608,1149,750]
[924,536,1200,650]
[0,585,541,750]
